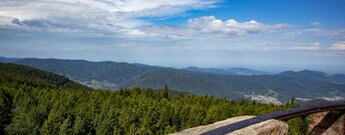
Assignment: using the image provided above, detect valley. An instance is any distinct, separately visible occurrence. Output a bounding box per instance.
[1,56,344,104]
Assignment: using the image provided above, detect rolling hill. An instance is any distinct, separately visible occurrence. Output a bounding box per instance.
[0,63,90,90]
[278,70,345,85]
[1,56,345,103]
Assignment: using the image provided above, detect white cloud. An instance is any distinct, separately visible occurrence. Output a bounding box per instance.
[53,0,218,13]
[124,29,145,36]
[0,15,13,25]
[304,28,345,39]
[187,16,291,36]
[0,0,219,27]
[131,16,293,40]
[330,41,345,51]
[0,1,292,39]
[2,1,343,54]
[292,42,321,50]
[310,21,320,26]
[0,0,222,39]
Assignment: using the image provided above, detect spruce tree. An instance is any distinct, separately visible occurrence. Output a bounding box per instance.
[163,84,169,99]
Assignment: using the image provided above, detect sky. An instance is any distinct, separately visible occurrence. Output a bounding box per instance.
[0,0,345,73]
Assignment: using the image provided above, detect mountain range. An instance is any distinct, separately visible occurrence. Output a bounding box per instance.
[1,56,345,104]
[182,67,267,75]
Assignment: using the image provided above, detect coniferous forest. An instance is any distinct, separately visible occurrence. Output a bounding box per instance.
[0,63,308,135]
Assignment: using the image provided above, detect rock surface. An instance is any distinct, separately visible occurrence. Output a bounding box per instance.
[170,116,288,135]
[309,111,345,135]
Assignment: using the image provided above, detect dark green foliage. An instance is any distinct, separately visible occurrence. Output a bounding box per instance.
[285,97,309,135]
[0,90,12,134]
[163,84,169,99]
[287,117,310,135]
[0,63,91,90]
[0,63,307,134]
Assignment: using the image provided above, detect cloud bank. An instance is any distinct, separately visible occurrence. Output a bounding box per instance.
[0,0,219,28]
[188,16,291,35]
[0,0,345,71]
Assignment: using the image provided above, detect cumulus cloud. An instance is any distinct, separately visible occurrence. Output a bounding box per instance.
[330,41,345,51]
[128,16,293,40]
[187,16,291,36]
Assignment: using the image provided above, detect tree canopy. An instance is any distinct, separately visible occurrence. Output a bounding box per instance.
[0,63,308,135]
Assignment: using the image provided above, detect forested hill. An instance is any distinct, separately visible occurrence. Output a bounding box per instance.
[6,57,345,103]
[278,70,345,85]
[0,63,90,90]
[0,62,308,134]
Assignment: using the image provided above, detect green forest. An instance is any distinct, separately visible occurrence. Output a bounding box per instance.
[0,63,308,135]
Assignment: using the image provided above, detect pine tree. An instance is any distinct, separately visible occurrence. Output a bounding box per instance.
[0,90,12,134]
[59,117,72,135]
[163,84,169,99]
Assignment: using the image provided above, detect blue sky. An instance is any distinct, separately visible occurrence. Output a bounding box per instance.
[0,0,345,73]
[152,0,345,26]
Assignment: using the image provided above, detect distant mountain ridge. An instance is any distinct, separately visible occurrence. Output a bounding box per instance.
[278,70,345,85]
[1,56,345,103]
[0,56,23,63]
[182,67,266,75]
[182,67,235,75]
